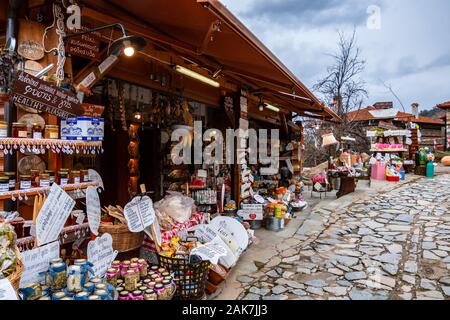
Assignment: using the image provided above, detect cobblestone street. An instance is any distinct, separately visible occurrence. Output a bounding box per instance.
[227,175,450,300]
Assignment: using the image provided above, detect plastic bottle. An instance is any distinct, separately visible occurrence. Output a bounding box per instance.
[426,161,434,178]
[399,165,406,181]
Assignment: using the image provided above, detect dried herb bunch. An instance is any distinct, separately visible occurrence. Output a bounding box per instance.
[0,49,23,93]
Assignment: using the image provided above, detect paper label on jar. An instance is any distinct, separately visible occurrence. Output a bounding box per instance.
[50,132,59,139]
[33,132,42,139]
[8,179,15,189]
[60,178,68,186]
[20,180,31,190]
[18,130,28,138]
[40,180,50,188]
[0,128,7,138]
[0,183,9,193]
[74,177,80,184]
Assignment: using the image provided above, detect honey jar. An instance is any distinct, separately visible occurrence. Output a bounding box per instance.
[32,123,43,139]
[44,125,59,139]
[12,122,28,138]
[19,175,32,190]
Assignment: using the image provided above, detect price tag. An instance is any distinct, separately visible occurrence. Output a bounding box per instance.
[0,279,19,300]
[19,241,60,288]
[87,233,118,277]
[86,186,101,235]
[124,196,155,232]
[190,236,228,264]
[36,184,75,246]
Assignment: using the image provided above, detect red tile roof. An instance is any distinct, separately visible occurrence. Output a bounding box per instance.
[437,101,450,109]
[346,106,444,125]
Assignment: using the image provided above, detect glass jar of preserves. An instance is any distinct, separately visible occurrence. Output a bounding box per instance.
[118,291,130,301]
[4,172,16,191]
[124,269,139,292]
[0,121,7,138]
[30,169,40,187]
[71,170,81,184]
[88,295,100,301]
[19,175,32,190]
[80,169,89,183]
[39,173,50,188]
[44,170,55,185]
[52,291,67,300]
[12,122,28,138]
[131,290,144,300]
[138,259,148,278]
[58,170,69,186]
[32,123,43,139]
[44,125,59,139]
[154,284,165,299]
[0,176,9,193]
[48,262,67,290]
[106,268,119,286]
[67,265,83,293]
[144,289,157,300]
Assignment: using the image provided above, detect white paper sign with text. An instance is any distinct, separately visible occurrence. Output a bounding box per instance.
[36,184,75,246]
[190,236,228,264]
[0,278,19,300]
[124,196,155,232]
[87,233,118,277]
[19,241,60,288]
[86,186,101,235]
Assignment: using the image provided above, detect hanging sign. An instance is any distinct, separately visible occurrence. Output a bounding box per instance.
[19,241,60,288]
[88,169,104,191]
[87,233,118,277]
[86,186,101,236]
[124,196,155,232]
[10,71,84,118]
[0,278,19,300]
[238,204,264,220]
[66,30,101,61]
[36,184,76,246]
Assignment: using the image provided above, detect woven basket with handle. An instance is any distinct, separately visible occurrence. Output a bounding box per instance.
[98,223,144,253]
[7,247,23,292]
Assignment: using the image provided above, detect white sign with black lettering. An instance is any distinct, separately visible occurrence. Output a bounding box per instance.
[124,196,155,232]
[88,169,104,191]
[36,183,75,246]
[86,186,101,236]
[87,233,118,277]
[0,278,18,300]
[190,236,228,265]
[19,241,60,288]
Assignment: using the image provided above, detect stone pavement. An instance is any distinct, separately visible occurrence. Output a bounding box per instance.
[215,174,450,300]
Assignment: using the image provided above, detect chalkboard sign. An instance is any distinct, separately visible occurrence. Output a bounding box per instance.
[11,71,84,118]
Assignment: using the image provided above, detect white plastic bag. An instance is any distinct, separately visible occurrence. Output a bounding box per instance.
[154,192,195,224]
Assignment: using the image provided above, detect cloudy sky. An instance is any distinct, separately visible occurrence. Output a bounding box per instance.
[220,0,450,112]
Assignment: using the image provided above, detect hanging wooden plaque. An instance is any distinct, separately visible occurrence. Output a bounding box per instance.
[11,71,84,118]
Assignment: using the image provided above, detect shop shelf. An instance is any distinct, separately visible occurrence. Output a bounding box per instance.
[0,138,103,155]
[0,181,99,201]
[16,223,91,251]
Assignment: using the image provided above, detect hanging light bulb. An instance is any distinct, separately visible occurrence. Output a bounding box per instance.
[124,46,135,57]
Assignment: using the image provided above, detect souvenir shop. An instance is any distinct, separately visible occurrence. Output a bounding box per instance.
[0,0,339,300]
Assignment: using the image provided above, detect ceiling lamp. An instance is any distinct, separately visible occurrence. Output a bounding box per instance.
[64,23,146,57]
[321,133,339,148]
[174,65,220,88]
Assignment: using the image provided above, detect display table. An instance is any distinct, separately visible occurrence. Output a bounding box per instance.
[336,176,356,198]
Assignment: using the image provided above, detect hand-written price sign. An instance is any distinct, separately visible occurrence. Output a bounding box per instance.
[0,278,19,300]
[36,183,76,246]
[87,233,118,277]
[86,186,101,236]
[19,241,60,288]
[238,204,264,221]
[124,196,155,232]
[11,71,84,118]
[190,236,228,265]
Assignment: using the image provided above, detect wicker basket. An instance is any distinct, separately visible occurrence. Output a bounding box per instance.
[7,247,23,292]
[158,254,210,300]
[98,223,144,253]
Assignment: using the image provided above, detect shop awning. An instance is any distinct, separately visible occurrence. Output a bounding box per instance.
[78,0,340,122]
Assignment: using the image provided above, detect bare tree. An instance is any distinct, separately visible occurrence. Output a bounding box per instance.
[314,29,368,136]
[301,30,370,166]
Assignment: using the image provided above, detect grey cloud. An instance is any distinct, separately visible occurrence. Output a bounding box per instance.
[238,0,380,27]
